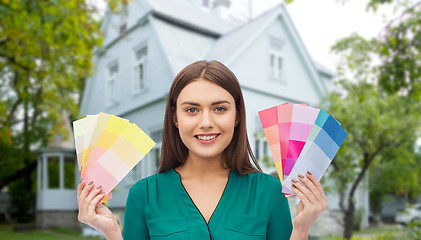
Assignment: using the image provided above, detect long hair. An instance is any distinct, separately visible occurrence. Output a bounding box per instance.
[158,60,261,175]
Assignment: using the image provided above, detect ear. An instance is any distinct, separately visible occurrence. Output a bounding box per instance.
[235,114,239,127]
[172,106,178,128]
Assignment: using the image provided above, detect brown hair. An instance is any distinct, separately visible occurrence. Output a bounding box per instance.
[157,60,262,175]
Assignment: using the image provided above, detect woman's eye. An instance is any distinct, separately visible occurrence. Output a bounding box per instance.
[215,107,226,112]
[186,108,198,113]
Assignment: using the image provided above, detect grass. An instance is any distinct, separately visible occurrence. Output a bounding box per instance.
[1,223,418,240]
[0,224,103,240]
[309,224,411,240]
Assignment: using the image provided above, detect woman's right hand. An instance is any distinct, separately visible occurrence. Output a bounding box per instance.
[77,180,122,239]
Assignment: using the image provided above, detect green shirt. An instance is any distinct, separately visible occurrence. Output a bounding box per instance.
[123,168,293,240]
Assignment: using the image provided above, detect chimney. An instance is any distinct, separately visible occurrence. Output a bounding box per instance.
[212,0,231,19]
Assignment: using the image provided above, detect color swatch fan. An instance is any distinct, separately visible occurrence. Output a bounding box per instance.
[73,113,156,202]
[258,103,347,195]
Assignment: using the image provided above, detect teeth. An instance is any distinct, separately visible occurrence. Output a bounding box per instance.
[197,135,217,141]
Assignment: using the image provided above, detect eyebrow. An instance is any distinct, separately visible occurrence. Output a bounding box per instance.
[180,100,231,106]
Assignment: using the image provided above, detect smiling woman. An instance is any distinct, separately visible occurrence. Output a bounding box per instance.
[158,61,259,176]
[77,60,328,240]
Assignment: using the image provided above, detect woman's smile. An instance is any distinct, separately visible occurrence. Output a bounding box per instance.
[195,133,221,144]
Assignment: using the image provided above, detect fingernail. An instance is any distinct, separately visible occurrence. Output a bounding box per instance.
[96,185,102,189]
[298,174,305,179]
[292,184,297,189]
[291,179,298,183]
[307,171,312,176]
[88,181,94,185]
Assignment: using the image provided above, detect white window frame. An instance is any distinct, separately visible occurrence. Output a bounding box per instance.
[39,152,77,190]
[106,62,118,106]
[269,38,285,82]
[133,45,147,94]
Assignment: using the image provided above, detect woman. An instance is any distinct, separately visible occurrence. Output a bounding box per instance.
[77,60,327,240]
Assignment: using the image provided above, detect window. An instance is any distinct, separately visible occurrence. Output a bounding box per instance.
[255,117,270,163]
[64,156,76,189]
[47,156,60,189]
[107,63,118,105]
[269,38,284,80]
[255,138,260,159]
[133,46,147,93]
[150,128,162,172]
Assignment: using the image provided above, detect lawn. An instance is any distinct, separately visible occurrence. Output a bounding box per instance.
[310,223,419,240]
[1,223,418,240]
[0,224,103,240]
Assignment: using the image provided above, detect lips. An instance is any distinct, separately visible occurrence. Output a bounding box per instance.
[194,133,221,143]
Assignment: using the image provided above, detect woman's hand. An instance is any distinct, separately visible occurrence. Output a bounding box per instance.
[290,171,327,236]
[77,180,122,239]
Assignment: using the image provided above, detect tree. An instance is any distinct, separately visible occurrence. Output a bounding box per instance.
[285,0,421,238]
[0,0,123,222]
[323,30,421,239]
[369,139,421,226]
[323,80,420,239]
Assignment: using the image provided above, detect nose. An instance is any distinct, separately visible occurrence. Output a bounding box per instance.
[198,110,215,129]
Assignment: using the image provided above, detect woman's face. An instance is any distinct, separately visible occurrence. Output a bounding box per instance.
[175,78,237,161]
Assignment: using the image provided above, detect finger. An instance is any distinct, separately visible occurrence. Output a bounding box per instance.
[77,180,86,199]
[81,185,103,221]
[94,191,106,207]
[85,185,103,204]
[298,174,322,202]
[292,178,318,204]
[87,191,106,217]
[306,171,326,199]
[291,183,311,206]
[79,180,95,201]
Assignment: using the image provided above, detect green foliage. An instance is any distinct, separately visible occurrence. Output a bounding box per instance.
[353,208,365,231]
[322,81,420,194]
[322,2,421,239]
[0,0,125,222]
[8,175,36,223]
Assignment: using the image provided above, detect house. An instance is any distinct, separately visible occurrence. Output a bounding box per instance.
[36,0,369,236]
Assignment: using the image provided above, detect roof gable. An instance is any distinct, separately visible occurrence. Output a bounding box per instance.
[202,4,327,95]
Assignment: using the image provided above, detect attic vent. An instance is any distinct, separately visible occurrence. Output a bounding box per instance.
[119,3,128,35]
[119,22,127,35]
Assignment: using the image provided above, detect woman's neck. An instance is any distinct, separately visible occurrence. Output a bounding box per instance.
[176,153,230,180]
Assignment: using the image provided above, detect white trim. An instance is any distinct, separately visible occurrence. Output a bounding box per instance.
[42,152,76,190]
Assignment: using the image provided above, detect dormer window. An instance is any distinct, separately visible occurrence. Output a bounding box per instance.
[133,46,147,93]
[269,38,284,81]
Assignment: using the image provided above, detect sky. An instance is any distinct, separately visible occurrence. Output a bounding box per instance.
[242,0,395,71]
[89,0,396,71]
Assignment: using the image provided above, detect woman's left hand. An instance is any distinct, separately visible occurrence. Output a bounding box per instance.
[291,171,327,231]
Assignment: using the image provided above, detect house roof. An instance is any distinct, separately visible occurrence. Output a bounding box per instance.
[148,1,331,94]
[203,5,281,64]
[100,0,334,78]
[146,0,243,36]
